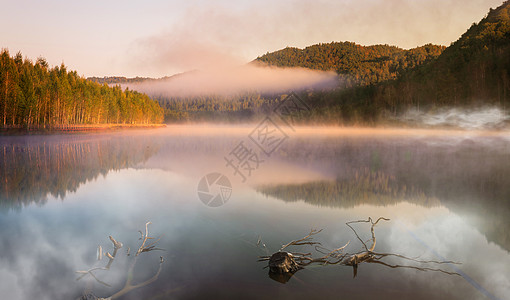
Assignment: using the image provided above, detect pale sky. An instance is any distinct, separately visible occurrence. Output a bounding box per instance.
[0,0,504,77]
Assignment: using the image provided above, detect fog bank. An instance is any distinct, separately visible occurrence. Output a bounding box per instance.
[400,107,510,130]
[123,65,337,97]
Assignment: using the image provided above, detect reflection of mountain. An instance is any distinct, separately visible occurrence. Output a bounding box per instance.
[259,168,439,208]
[261,136,510,252]
[0,136,159,210]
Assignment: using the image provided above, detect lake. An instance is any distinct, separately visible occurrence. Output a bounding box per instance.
[0,125,509,300]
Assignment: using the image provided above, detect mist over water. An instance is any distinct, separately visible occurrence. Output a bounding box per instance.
[122,65,338,97]
[0,126,510,300]
[400,107,510,130]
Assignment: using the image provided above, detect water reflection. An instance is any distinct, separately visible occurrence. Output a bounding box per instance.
[0,126,509,300]
[256,136,510,253]
[258,168,440,208]
[0,134,159,210]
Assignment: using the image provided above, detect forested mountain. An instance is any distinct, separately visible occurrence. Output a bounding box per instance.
[154,42,443,123]
[254,43,444,87]
[0,50,164,128]
[370,0,510,107]
[88,44,444,123]
[314,1,510,123]
[85,1,510,125]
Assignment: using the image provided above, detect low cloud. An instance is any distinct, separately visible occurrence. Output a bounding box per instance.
[123,65,337,97]
[125,0,503,77]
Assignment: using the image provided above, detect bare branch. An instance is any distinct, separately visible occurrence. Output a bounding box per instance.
[368,260,460,276]
[77,222,165,299]
[345,219,371,252]
[259,217,459,282]
[109,256,165,299]
[76,234,123,284]
[345,217,390,252]
[136,222,152,256]
[280,229,323,251]
[368,217,390,252]
[372,253,462,265]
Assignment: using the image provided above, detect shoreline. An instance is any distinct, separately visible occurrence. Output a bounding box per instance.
[161,123,510,138]
[0,124,166,135]
[2,122,509,137]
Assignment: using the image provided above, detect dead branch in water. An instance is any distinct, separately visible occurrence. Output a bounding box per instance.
[258,217,460,283]
[76,222,164,300]
[279,228,323,251]
[76,236,123,286]
[346,217,390,252]
[108,256,164,299]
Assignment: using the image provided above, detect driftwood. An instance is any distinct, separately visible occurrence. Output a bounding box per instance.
[77,222,164,300]
[258,217,460,282]
[268,252,301,274]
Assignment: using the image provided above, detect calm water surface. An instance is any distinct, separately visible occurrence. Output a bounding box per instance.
[0,125,509,300]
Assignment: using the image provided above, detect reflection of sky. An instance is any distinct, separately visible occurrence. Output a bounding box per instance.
[1,166,509,300]
[1,126,510,299]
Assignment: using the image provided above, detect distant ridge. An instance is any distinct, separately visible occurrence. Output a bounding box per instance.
[86,1,510,125]
[253,42,444,87]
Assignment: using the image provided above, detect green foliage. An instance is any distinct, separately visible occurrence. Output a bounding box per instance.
[270,1,510,124]
[91,42,444,124]
[355,1,510,113]
[134,41,446,124]
[156,92,278,122]
[254,42,444,87]
[87,2,510,125]
[0,50,164,128]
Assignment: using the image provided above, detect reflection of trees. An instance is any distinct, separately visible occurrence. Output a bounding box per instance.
[397,147,510,253]
[0,136,159,210]
[258,168,440,208]
[263,137,510,252]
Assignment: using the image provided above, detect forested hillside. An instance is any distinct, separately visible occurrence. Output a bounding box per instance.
[254,42,444,87]
[82,1,510,125]
[89,43,444,123]
[397,0,510,106]
[320,1,510,123]
[0,50,164,128]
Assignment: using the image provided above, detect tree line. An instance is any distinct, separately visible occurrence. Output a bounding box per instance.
[82,1,510,125]
[140,40,447,124]
[254,42,445,87]
[304,1,510,124]
[0,49,164,128]
[92,43,445,124]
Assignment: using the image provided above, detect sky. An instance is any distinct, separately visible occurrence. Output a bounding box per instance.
[0,0,504,78]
